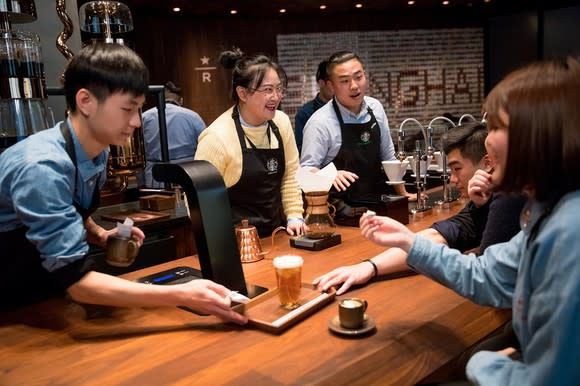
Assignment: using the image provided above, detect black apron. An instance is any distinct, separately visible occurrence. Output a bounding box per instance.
[329,98,386,203]
[227,106,285,237]
[0,122,101,310]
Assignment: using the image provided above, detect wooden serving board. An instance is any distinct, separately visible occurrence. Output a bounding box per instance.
[233,283,336,334]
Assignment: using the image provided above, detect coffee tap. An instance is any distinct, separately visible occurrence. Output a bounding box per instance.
[427,116,456,205]
[396,128,407,162]
[481,112,488,124]
[458,114,476,125]
[398,118,431,214]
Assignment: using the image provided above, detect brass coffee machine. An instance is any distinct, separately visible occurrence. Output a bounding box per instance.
[0,0,52,154]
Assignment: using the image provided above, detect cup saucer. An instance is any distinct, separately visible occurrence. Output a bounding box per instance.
[328,314,376,336]
[386,181,405,185]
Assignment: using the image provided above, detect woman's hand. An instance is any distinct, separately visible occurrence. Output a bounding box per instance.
[313,262,375,295]
[468,169,494,207]
[360,214,415,251]
[178,279,248,325]
[286,218,305,236]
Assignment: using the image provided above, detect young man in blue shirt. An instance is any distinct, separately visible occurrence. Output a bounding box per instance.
[0,43,246,324]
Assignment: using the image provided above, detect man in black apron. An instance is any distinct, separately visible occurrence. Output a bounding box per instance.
[0,44,247,324]
[228,107,286,237]
[300,51,413,214]
[0,122,103,309]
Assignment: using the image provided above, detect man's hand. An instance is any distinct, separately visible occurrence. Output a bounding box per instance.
[333,170,358,191]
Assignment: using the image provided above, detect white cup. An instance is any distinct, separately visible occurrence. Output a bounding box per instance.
[433,151,444,171]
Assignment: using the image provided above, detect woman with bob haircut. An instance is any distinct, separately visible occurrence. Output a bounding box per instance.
[359,57,580,385]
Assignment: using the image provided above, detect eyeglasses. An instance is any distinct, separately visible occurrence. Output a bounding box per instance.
[247,85,286,98]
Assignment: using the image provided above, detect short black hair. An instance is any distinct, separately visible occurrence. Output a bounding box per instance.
[327,51,363,77]
[316,60,329,81]
[164,81,182,96]
[63,43,149,112]
[441,122,487,165]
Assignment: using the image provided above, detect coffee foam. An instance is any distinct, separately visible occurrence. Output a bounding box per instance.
[273,255,303,269]
[341,299,364,308]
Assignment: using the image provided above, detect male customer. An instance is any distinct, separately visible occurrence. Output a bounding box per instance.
[140,81,206,188]
[0,43,246,324]
[294,60,334,153]
[314,122,526,295]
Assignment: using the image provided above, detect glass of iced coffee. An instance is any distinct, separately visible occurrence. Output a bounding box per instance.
[273,255,303,309]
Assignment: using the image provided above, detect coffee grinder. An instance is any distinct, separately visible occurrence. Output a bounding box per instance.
[0,0,52,154]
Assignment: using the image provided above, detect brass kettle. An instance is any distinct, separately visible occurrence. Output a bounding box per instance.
[235,219,285,263]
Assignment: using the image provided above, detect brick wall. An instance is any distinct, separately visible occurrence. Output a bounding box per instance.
[278,28,484,133]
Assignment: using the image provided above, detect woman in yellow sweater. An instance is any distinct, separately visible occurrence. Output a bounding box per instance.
[195,49,304,237]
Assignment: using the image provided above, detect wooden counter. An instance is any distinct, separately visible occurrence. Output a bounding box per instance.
[0,200,510,385]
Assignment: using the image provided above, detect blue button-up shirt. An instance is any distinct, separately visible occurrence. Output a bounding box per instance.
[140,103,206,188]
[0,120,107,271]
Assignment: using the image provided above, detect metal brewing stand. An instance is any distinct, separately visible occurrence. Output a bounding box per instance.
[398,118,432,217]
[428,116,456,209]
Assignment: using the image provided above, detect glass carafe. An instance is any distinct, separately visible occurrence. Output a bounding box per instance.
[303,191,336,239]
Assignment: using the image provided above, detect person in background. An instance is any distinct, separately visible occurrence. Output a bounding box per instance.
[300,51,413,211]
[314,121,526,294]
[139,81,206,188]
[0,43,247,324]
[294,60,334,153]
[195,48,304,237]
[359,57,580,385]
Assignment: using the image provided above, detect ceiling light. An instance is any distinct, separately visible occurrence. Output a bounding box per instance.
[230,9,237,14]
[355,3,363,8]
[172,7,180,12]
[279,8,286,13]
[408,0,415,4]
[320,4,327,10]
[442,0,449,4]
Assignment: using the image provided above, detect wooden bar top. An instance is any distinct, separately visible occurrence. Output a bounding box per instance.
[0,199,511,385]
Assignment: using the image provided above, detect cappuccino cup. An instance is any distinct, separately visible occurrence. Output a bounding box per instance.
[106,235,139,267]
[338,298,368,329]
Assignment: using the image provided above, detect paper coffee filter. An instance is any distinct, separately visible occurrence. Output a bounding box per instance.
[295,163,337,193]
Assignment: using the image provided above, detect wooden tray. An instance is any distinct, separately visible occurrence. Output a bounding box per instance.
[233,283,336,334]
[100,209,171,225]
